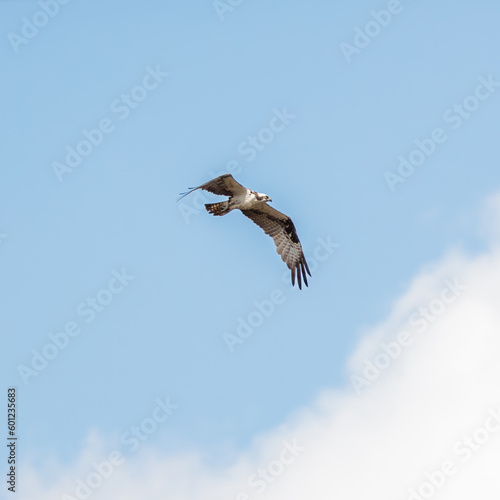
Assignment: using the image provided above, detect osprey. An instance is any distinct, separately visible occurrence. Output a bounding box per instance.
[178,174,311,289]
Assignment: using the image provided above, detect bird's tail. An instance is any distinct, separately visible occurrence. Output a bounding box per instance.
[205,201,229,216]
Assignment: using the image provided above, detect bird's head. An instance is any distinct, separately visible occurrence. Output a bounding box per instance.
[257,193,272,203]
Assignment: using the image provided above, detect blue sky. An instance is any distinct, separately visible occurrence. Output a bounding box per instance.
[2,1,500,497]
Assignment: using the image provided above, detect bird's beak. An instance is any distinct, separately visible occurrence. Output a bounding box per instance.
[267,197,272,202]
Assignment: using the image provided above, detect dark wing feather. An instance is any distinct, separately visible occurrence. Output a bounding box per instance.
[177,174,248,201]
[241,204,311,289]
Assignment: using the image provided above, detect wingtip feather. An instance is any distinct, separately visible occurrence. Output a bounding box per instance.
[301,261,309,288]
[303,255,311,277]
[176,187,198,202]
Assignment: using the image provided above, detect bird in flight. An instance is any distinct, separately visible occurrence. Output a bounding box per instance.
[178,174,311,289]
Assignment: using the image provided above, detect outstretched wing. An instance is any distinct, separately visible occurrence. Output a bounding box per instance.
[241,204,311,289]
[177,174,248,201]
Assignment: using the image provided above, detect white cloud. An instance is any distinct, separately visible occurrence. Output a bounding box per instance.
[18,197,500,500]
